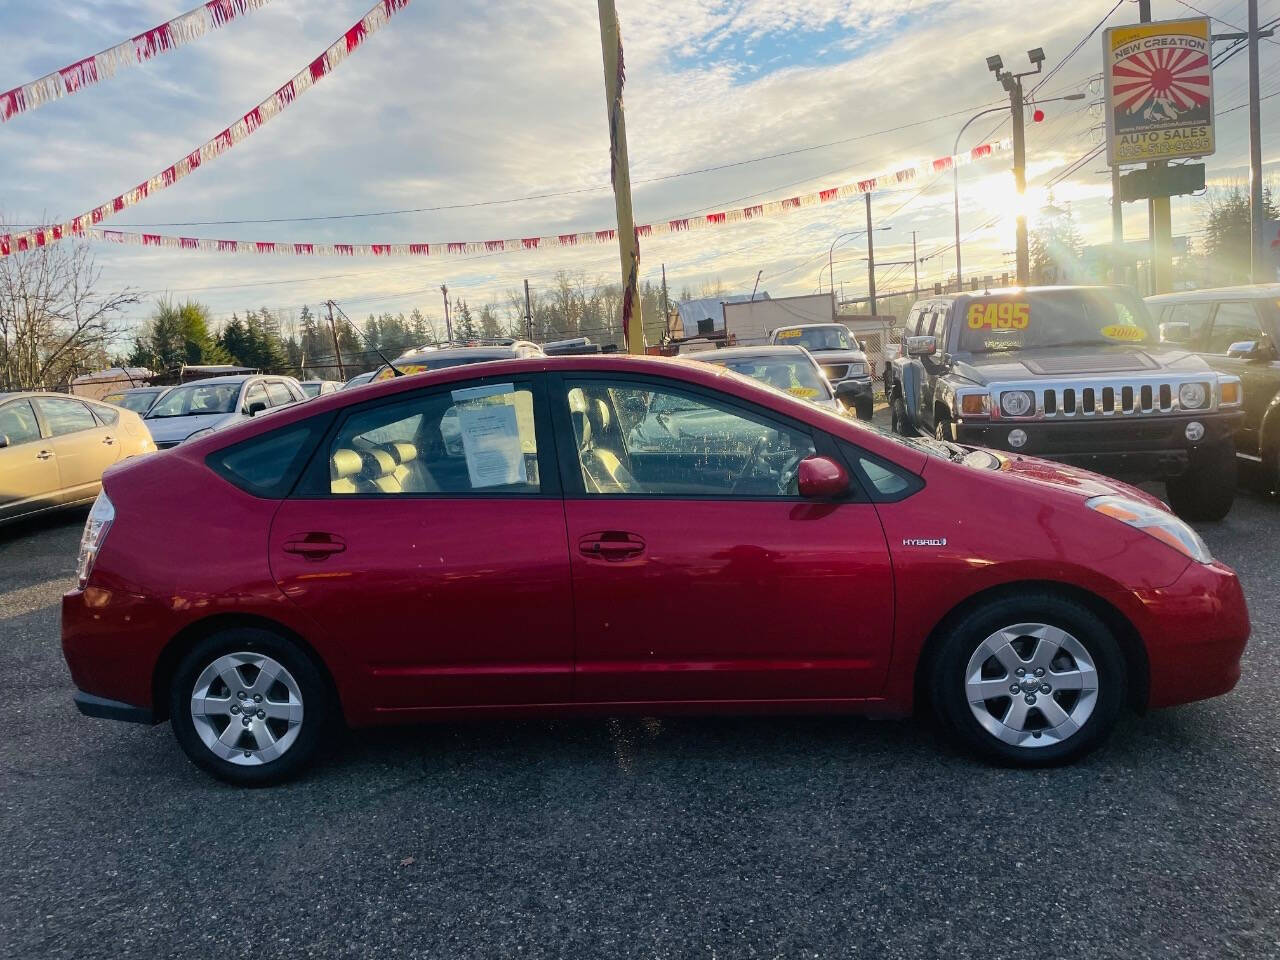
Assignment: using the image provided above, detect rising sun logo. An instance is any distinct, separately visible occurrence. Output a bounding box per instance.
[1113,46,1211,119]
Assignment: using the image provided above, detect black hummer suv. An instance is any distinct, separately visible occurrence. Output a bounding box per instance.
[888,286,1244,520]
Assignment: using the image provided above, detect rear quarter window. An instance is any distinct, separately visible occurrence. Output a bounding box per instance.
[207,418,329,498]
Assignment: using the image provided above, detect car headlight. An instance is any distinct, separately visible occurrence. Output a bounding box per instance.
[77,492,115,588]
[848,362,867,377]
[999,390,1035,417]
[185,427,216,442]
[1086,495,1212,563]
[1178,382,1209,410]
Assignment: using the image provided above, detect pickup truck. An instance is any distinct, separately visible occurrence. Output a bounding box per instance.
[888,285,1244,520]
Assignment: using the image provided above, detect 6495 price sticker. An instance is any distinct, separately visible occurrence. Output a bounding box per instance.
[967,302,1030,331]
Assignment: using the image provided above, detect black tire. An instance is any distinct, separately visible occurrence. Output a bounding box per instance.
[934,411,956,442]
[928,592,1127,766]
[1165,440,1237,521]
[890,395,909,435]
[169,627,332,786]
[855,397,874,422]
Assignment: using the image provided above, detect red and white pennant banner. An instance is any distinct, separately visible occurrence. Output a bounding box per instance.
[1,0,276,123]
[0,0,410,257]
[12,139,1010,259]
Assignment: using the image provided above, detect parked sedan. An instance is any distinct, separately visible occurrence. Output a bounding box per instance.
[64,356,1248,784]
[101,385,169,415]
[695,346,846,415]
[143,374,305,448]
[0,392,153,525]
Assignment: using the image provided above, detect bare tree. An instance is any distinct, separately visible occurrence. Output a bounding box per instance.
[0,235,137,390]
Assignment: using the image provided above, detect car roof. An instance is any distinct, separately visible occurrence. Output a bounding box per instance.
[2,391,112,402]
[1146,284,1280,304]
[396,345,528,363]
[772,322,846,330]
[699,345,811,361]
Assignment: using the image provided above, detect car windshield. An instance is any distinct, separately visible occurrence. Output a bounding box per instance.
[711,356,832,402]
[110,391,159,413]
[955,289,1157,354]
[147,382,240,418]
[775,326,852,351]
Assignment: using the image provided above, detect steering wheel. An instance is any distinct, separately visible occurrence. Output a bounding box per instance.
[775,451,805,495]
[728,435,770,494]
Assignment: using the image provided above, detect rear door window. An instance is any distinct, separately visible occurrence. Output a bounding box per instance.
[265,382,295,407]
[1165,301,1214,345]
[33,397,97,436]
[244,383,269,412]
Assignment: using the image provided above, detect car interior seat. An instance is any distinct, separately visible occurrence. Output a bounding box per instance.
[574,395,636,494]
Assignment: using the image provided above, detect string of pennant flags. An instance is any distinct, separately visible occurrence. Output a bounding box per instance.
[0,0,411,258]
[0,139,1011,259]
[1,0,276,123]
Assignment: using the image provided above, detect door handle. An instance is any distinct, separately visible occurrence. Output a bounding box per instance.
[282,533,347,560]
[578,532,645,561]
[102,436,115,446]
[35,450,53,461]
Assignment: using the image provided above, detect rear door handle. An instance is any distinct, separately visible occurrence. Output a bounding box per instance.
[35,450,53,461]
[578,531,645,561]
[283,533,347,560]
[102,436,115,446]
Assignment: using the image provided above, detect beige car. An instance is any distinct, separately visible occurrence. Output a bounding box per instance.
[0,392,154,525]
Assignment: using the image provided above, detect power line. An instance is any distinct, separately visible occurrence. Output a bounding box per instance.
[83,102,1007,229]
[1172,0,1280,44]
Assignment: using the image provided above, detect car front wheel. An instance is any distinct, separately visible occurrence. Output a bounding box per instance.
[1165,440,1236,521]
[929,593,1126,766]
[169,628,331,785]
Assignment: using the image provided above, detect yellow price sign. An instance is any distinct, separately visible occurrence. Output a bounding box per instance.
[967,301,1030,331]
[1100,324,1147,342]
[787,386,818,398]
[775,329,803,340]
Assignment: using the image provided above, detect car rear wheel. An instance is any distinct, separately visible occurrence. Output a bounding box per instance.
[1165,440,1236,521]
[855,397,874,421]
[929,593,1126,766]
[890,395,908,435]
[169,628,330,785]
[934,412,956,442]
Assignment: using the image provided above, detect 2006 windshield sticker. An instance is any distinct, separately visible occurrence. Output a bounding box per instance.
[1101,324,1147,342]
[967,302,1030,330]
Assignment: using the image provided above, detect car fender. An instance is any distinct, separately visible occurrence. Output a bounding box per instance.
[891,357,925,432]
[1260,388,1280,462]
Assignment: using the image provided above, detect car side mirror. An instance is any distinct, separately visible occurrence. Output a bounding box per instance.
[797,456,849,499]
[247,400,268,417]
[906,335,937,358]
[1227,338,1275,361]
[1160,321,1192,344]
[0,435,9,449]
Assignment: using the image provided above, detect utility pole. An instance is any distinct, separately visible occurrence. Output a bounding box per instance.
[1111,165,1124,283]
[911,230,920,299]
[1135,0,1173,294]
[749,269,763,301]
[1249,0,1267,281]
[441,284,452,342]
[864,192,878,316]
[597,0,644,354]
[523,279,534,342]
[326,300,346,381]
[660,263,672,339]
[1007,75,1030,285]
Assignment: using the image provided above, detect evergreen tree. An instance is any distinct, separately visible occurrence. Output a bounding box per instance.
[479,304,502,340]
[454,298,477,340]
[1201,184,1278,285]
[128,299,227,370]
[1030,210,1086,285]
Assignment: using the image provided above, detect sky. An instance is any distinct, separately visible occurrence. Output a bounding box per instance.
[1,0,1278,339]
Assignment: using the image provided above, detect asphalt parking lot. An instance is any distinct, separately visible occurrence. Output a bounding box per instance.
[3,473,1279,959]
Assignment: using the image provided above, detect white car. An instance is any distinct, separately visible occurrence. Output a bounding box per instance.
[143,375,305,449]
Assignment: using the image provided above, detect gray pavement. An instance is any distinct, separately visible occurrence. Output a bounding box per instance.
[1,474,1278,959]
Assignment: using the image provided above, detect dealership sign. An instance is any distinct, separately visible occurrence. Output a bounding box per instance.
[1104,17,1214,166]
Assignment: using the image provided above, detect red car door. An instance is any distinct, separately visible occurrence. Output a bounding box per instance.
[269,374,574,716]
[553,373,895,704]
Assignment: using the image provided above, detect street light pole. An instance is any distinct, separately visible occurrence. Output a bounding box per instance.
[952,91,1082,290]
[1249,0,1267,281]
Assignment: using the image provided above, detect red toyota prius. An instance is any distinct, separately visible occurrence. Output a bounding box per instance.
[62,356,1249,784]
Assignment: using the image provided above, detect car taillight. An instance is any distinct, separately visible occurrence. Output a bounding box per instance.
[77,492,115,588]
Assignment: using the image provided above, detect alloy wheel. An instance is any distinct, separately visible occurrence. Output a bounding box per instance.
[190,652,305,766]
[964,622,1099,748]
